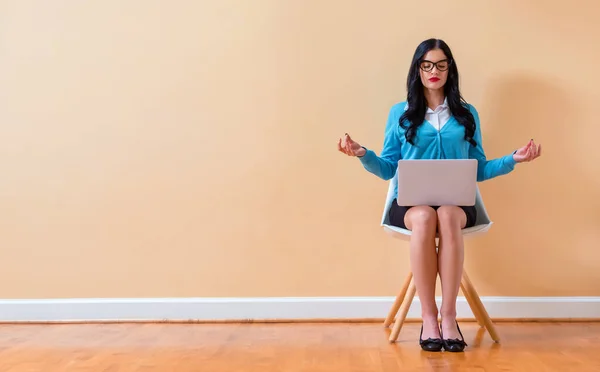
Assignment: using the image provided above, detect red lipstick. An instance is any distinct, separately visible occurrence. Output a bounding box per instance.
[429,77,440,82]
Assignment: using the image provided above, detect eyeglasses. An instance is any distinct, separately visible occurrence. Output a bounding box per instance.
[419,59,451,72]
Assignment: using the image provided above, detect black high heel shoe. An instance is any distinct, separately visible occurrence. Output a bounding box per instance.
[419,324,443,352]
[441,320,468,352]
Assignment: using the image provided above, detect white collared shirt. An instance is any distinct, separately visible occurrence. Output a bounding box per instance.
[404,98,451,131]
[426,98,451,131]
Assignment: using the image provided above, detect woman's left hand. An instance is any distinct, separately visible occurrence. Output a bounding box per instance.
[513,139,542,163]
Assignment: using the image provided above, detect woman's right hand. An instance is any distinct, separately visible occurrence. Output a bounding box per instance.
[338,133,366,157]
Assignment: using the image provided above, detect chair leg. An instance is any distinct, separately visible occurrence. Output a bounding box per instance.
[461,269,501,343]
[389,277,416,342]
[460,280,485,327]
[384,272,413,327]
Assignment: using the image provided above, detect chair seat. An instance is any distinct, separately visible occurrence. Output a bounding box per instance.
[382,222,493,241]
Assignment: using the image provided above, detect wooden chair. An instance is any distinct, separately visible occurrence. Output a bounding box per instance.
[380,174,500,343]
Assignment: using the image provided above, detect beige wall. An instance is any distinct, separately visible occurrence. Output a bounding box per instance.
[1,0,599,299]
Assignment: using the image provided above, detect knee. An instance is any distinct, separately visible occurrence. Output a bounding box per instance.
[408,207,437,230]
[437,206,464,229]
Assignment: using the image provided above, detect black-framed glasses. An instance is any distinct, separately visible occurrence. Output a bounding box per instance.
[419,59,451,72]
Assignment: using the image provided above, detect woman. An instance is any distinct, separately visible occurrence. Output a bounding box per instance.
[337,38,541,352]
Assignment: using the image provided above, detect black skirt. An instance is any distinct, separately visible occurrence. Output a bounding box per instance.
[388,198,477,230]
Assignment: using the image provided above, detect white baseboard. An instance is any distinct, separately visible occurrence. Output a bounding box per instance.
[0,297,599,322]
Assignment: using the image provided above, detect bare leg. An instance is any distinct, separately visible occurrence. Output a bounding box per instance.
[436,205,466,340]
[404,206,439,340]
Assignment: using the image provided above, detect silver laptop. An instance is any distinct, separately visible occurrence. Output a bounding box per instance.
[396,159,477,206]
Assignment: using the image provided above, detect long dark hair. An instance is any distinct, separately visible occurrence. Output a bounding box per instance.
[399,38,477,146]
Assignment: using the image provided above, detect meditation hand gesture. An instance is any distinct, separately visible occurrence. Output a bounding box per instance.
[338,133,366,157]
[513,139,542,163]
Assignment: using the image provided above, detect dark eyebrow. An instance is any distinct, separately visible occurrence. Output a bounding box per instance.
[421,59,449,63]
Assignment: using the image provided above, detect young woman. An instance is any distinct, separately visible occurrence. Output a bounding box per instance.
[337,38,541,352]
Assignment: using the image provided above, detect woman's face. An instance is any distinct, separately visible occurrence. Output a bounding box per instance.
[419,48,449,91]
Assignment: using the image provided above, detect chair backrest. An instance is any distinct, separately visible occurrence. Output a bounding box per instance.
[381,171,491,227]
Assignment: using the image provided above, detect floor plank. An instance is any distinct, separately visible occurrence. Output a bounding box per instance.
[0,322,599,371]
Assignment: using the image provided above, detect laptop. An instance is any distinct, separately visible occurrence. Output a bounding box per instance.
[396,159,477,206]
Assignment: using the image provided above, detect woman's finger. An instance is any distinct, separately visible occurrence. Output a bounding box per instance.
[525,146,531,161]
[339,138,350,155]
[338,138,344,152]
[529,145,536,160]
[345,141,354,156]
[340,140,349,155]
[525,143,533,158]
[531,144,540,160]
[527,140,535,153]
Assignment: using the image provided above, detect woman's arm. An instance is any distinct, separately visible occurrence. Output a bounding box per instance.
[358,104,404,180]
[467,105,517,182]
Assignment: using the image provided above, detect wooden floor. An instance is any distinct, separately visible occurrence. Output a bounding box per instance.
[1,322,599,371]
